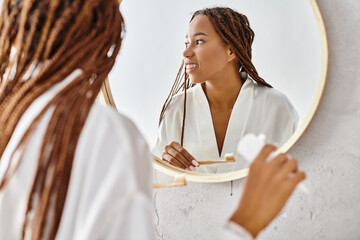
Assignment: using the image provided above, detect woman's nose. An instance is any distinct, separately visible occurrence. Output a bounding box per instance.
[183,47,194,59]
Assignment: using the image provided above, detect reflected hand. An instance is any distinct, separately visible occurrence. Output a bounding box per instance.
[230,144,306,238]
[162,141,199,170]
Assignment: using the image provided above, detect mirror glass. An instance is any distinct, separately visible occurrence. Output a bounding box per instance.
[106,0,323,175]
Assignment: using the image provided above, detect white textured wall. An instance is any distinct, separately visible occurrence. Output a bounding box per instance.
[153,1,360,239]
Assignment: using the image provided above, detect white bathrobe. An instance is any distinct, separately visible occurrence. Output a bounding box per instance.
[0,72,154,240]
[0,72,252,240]
[152,79,299,173]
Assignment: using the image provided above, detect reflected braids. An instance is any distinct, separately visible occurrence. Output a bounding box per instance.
[159,7,271,145]
[0,0,124,239]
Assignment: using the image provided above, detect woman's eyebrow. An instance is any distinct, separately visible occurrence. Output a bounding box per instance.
[185,32,208,38]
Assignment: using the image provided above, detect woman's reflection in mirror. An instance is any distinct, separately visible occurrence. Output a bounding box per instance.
[152,7,299,173]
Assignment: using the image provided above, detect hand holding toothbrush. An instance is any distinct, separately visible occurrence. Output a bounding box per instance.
[230,140,306,238]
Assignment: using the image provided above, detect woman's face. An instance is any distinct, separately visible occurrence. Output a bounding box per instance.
[183,15,234,84]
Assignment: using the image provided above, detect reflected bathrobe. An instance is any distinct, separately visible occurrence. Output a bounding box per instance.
[152,79,299,173]
[0,73,252,239]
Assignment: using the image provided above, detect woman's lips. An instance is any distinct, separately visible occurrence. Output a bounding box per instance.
[185,63,199,73]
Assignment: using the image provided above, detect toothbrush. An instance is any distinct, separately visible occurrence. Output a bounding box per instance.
[153,174,187,189]
[198,154,235,165]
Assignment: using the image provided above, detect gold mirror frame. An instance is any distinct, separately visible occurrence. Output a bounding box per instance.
[100,0,329,182]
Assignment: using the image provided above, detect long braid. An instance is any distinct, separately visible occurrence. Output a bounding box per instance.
[158,60,191,126]
[0,0,124,239]
[181,74,187,146]
[159,7,271,145]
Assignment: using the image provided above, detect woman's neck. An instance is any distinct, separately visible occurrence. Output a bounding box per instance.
[201,70,243,111]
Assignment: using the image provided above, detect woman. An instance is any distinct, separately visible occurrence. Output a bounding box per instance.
[152,7,299,173]
[0,1,305,239]
[0,0,154,239]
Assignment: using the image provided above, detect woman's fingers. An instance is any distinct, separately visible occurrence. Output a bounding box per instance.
[169,142,199,167]
[253,144,277,163]
[288,171,306,187]
[162,152,186,169]
[166,146,192,169]
[277,159,298,180]
[281,170,306,199]
[161,141,198,170]
[268,153,288,169]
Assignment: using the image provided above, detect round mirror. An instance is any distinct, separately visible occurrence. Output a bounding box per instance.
[101,0,328,182]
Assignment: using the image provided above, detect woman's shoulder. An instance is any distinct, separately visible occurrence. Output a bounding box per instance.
[249,80,293,107]
[82,102,149,158]
[77,102,152,185]
[162,85,198,117]
[88,103,143,137]
[170,85,198,104]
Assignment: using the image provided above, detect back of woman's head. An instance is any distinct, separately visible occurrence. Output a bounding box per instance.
[0,0,124,83]
[0,0,124,239]
[191,7,270,87]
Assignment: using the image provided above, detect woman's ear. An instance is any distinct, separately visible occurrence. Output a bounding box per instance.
[227,46,237,62]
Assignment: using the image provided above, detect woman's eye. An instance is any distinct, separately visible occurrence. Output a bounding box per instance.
[184,39,204,48]
[196,39,204,45]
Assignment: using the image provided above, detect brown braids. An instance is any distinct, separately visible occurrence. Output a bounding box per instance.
[158,7,271,146]
[199,7,270,86]
[0,0,124,239]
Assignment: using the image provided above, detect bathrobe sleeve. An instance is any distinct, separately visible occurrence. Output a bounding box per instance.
[151,116,169,158]
[151,95,183,159]
[216,222,254,240]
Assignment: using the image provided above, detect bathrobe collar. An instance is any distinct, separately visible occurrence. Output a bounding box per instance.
[193,79,254,159]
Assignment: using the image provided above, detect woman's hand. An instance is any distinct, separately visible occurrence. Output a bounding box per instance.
[161,141,199,170]
[230,144,306,238]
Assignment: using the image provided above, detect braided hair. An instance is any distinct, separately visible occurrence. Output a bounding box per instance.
[0,0,124,239]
